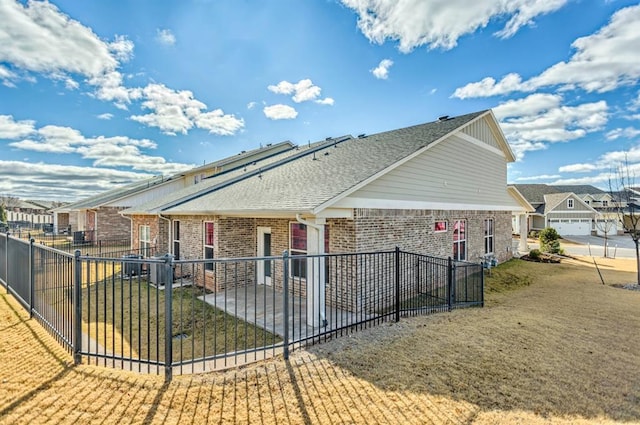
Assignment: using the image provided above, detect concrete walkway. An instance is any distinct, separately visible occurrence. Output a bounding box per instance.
[199,284,373,341]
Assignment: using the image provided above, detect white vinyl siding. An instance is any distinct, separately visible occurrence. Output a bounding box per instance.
[103,179,185,207]
[460,118,501,150]
[348,135,512,206]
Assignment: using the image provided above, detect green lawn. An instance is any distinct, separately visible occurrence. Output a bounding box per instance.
[81,277,281,364]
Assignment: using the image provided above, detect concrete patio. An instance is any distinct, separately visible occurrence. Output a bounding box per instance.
[199,284,376,341]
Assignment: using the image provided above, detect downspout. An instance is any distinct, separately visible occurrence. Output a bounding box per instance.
[295,214,327,326]
[159,214,171,255]
[88,208,98,242]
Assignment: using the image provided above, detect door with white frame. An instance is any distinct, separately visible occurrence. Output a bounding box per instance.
[257,227,272,286]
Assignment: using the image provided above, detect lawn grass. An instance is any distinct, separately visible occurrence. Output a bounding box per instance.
[1,254,638,424]
[81,277,280,365]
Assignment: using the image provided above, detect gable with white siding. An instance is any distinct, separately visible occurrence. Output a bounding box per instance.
[331,116,519,212]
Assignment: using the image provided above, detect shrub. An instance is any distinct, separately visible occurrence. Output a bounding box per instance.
[539,227,561,254]
[528,249,541,260]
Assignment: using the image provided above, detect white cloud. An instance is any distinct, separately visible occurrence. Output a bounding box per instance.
[558,163,598,173]
[606,127,640,141]
[0,160,153,202]
[371,59,393,79]
[7,120,194,175]
[0,115,36,139]
[557,145,640,186]
[454,4,640,98]
[0,1,128,88]
[156,29,176,46]
[268,79,323,103]
[130,84,244,135]
[341,0,567,53]
[247,101,257,110]
[97,113,113,120]
[514,174,561,181]
[263,104,298,120]
[315,97,335,106]
[493,93,608,160]
[0,1,240,136]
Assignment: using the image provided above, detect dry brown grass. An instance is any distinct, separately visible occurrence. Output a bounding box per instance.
[1,255,639,424]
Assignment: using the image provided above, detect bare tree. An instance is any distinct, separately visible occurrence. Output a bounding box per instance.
[609,159,640,285]
[593,211,617,257]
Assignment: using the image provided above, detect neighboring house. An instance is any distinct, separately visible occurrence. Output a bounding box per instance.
[122,110,523,319]
[509,184,623,236]
[5,199,54,230]
[52,141,295,241]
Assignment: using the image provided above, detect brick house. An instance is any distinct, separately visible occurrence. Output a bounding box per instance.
[122,110,523,323]
[52,142,295,240]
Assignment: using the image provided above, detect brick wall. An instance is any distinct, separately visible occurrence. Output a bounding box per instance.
[96,207,131,241]
[352,208,512,313]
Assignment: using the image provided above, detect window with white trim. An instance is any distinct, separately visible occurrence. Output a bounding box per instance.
[484,218,494,254]
[434,220,448,233]
[453,220,466,261]
[289,222,330,280]
[602,200,608,207]
[204,222,214,271]
[567,199,574,209]
[139,225,151,257]
[173,221,180,260]
[290,223,307,278]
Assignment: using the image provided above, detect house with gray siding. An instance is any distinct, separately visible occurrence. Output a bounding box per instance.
[122,110,523,322]
[509,184,607,236]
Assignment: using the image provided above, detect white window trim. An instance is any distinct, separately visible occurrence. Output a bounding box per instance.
[172,220,180,260]
[204,221,214,271]
[139,225,151,256]
[434,220,448,233]
[567,199,574,209]
[484,218,494,254]
[453,219,467,261]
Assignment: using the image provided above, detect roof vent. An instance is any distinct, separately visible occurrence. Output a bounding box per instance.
[358,133,366,138]
[438,115,450,121]
[326,137,332,141]
[266,143,272,146]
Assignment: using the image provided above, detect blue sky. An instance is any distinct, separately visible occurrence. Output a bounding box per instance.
[1,0,640,201]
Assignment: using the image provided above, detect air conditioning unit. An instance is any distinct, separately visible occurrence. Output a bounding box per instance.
[149,254,170,286]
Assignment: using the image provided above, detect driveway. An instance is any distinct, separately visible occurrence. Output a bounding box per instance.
[523,234,636,259]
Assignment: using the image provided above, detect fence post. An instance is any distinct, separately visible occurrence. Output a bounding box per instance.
[6,233,10,293]
[447,257,454,311]
[395,246,400,323]
[164,254,174,381]
[29,238,34,318]
[73,249,82,365]
[283,250,290,360]
[480,264,485,307]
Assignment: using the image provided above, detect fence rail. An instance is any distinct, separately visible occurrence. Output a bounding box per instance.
[0,234,484,380]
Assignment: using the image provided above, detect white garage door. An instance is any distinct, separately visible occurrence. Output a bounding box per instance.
[549,219,592,236]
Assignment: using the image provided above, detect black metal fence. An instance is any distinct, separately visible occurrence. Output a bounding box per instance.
[0,235,484,380]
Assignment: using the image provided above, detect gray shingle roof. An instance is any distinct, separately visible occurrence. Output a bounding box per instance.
[58,175,169,211]
[550,185,604,195]
[162,111,489,215]
[510,184,561,204]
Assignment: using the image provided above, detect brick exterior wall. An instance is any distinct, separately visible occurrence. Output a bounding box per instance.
[351,208,512,313]
[56,213,69,233]
[131,209,508,315]
[96,207,131,241]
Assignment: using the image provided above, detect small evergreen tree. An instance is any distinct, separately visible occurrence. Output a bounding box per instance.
[0,204,6,224]
[539,227,561,254]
